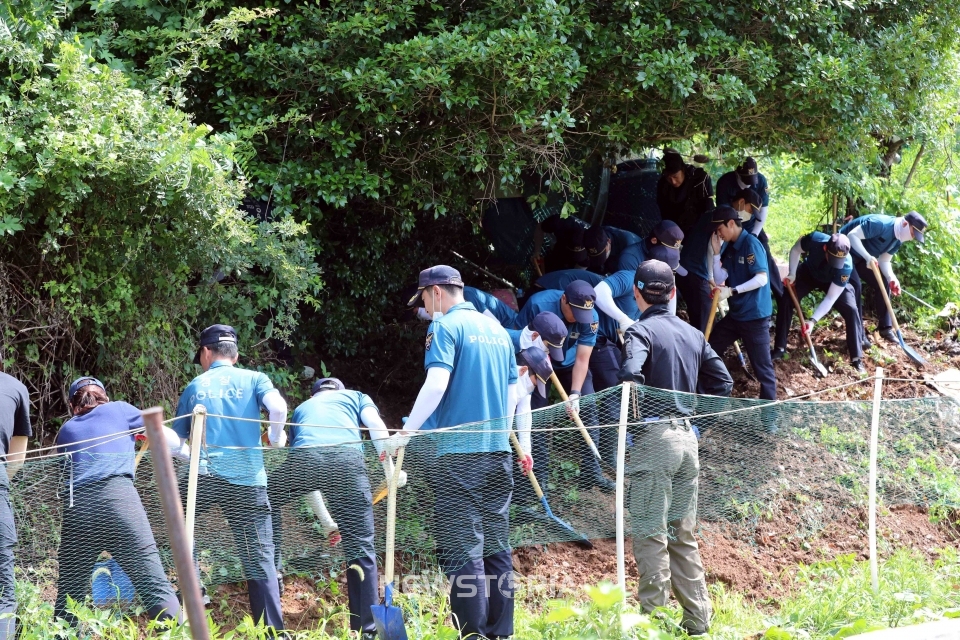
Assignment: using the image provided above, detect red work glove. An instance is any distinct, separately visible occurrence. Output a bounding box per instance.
[328,531,342,547]
[801,320,814,337]
[517,454,534,474]
[135,434,147,442]
[889,278,902,296]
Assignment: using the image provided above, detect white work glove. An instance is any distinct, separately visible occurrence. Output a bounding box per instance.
[160,428,191,461]
[268,430,287,448]
[565,393,581,419]
[381,457,408,489]
[801,320,815,337]
[864,255,879,270]
[618,317,635,334]
[714,286,734,302]
[380,432,410,459]
[784,273,796,285]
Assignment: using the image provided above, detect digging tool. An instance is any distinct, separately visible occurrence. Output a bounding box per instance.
[869,261,927,367]
[134,434,150,472]
[371,446,408,639]
[449,250,516,290]
[903,289,937,311]
[509,430,593,549]
[704,290,722,341]
[548,372,601,461]
[717,307,756,381]
[372,455,408,505]
[785,281,829,377]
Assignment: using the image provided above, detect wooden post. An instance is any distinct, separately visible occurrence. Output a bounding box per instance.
[186,405,206,554]
[868,368,884,595]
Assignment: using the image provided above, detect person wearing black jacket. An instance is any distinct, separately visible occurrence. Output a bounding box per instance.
[656,152,715,235]
[617,260,732,637]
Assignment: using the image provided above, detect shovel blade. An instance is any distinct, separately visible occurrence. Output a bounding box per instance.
[897,331,927,366]
[371,583,408,640]
[539,497,594,549]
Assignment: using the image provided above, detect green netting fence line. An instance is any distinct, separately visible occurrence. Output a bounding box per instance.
[7,374,960,611]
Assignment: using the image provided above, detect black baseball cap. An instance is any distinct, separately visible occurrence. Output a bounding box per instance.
[312,377,345,394]
[647,242,681,271]
[736,157,759,185]
[710,205,740,229]
[583,226,610,258]
[568,229,590,269]
[194,324,238,364]
[825,233,851,269]
[407,265,464,307]
[735,188,762,211]
[904,211,927,243]
[662,152,685,176]
[529,311,568,362]
[634,260,675,296]
[650,220,683,250]
[517,347,551,397]
[68,376,105,400]
[563,280,597,324]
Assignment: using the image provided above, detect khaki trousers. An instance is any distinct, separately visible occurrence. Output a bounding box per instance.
[628,419,711,634]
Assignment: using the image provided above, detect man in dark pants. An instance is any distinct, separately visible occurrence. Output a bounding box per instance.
[773,232,865,371]
[657,151,715,234]
[174,324,287,632]
[618,260,733,636]
[385,265,522,640]
[677,209,720,332]
[268,377,390,639]
[0,372,30,639]
[839,212,928,344]
[707,206,778,428]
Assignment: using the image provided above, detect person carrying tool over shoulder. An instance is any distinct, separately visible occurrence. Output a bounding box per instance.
[173,324,287,632]
[383,265,520,640]
[267,377,391,640]
[617,259,733,637]
[511,281,614,494]
[773,233,866,372]
[708,206,778,414]
[839,211,928,345]
[54,377,183,628]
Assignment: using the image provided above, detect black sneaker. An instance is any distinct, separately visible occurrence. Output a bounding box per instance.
[879,328,898,342]
[852,359,866,373]
[580,476,616,494]
[771,347,786,360]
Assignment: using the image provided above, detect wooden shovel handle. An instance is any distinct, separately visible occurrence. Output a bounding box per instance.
[508,431,544,499]
[868,261,902,334]
[785,281,817,352]
[704,291,722,341]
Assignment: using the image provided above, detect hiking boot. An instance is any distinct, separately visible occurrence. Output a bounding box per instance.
[580,475,616,494]
[771,347,786,360]
[861,334,872,349]
[879,328,898,342]
[852,359,866,373]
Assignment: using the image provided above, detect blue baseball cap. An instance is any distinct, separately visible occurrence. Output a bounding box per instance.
[312,377,345,394]
[563,280,597,324]
[68,376,105,400]
[647,242,681,271]
[517,347,552,397]
[529,311,568,362]
[734,187,762,211]
[710,205,740,229]
[194,324,238,365]
[736,157,759,186]
[904,211,927,243]
[407,265,464,307]
[826,233,851,269]
[650,220,683,250]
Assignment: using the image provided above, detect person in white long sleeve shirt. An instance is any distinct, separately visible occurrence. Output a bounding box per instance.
[385,265,520,640]
[839,212,928,344]
[772,233,865,372]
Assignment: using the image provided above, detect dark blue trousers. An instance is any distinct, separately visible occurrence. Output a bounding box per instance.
[774,264,863,360]
[434,453,514,639]
[676,270,714,333]
[0,492,16,640]
[589,337,624,465]
[709,315,779,430]
[268,448,378,633]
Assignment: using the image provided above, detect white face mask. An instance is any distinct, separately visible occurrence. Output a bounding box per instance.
[520,373,536,397]
[894,220,912,242]
[416,307,432,322]
[519,327,546,353]
[737,207,753,222]
[428,289,444,321]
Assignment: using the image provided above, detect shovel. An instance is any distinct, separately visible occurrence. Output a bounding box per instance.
[548,372,601,461]
[509,431,593,549]
[371,446,408,640]
[785,281,829,377]
[869,262,927,367]
[704,291,722,341]
[716,306,756,381]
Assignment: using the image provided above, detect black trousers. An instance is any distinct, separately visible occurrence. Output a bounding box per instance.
[676,270,713,333]
[849,261,893,331]
[181,474,284,631]
[774,264,863,360]
[434,453,514,639]
[589,337,624,464]
[267,447,378,633]
[0,491,15,640]
[55,475,180,626]
[709,316,779,430]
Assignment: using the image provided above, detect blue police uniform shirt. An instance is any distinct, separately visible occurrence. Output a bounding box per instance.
[598,270,640,339]
[57,401,140,487]
[535,269,603,292]
[715,171,770,207]
[462,286,517,327]
[800,232,854,287]
[596,227,644,274]
[290,390,377,450]
[679,211,715,281]
[839,214,901,260]
[721,231,772,321]
[174,361,278,486]
[425,302,518,455]
[512,289,598,368]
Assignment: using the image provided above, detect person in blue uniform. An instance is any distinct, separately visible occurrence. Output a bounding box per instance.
[533,214,590,272]
[839,212,927,344]
[418,286,517,328]
[716,158,769,233]
[727,183,784,303]
[676,209,718,332]
[708,206,778,413]
[174,324,287,632]
[505,311,568,363]
[0,372,29,640]
[533,269,603,294]
[54,377,181,627]
[511,281,613,493]
[267,378,389,639]
[583,225,645,275]
[386,265,521,640]
[774,233,865,371]
[657,152,715,234]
